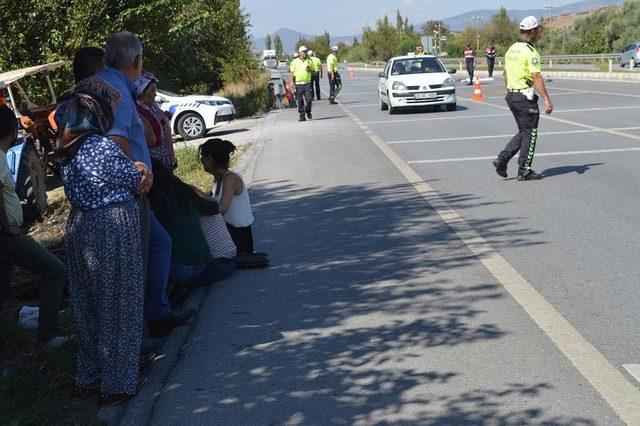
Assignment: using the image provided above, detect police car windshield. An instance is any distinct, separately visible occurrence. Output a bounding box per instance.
[391,58,445,75]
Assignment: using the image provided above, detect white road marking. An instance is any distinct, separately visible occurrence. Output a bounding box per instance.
[339,103,640,425]
[485,91,589,99]
[623,364,640,385]
[388,126,640,144]
[548,85,640,99]
[459,97,640,143]
[407,147,640,164]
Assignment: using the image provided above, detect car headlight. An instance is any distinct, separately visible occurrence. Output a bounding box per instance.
[443,78,455,88]
[392,81,407,91]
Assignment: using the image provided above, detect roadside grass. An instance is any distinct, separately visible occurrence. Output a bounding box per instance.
[219,72,271,118]
[174,143,249,191]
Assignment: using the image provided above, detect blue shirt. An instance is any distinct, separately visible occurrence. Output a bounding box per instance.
[95,67,152,169]
[61,134,141,210]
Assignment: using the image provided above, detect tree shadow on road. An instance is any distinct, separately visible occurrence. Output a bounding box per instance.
[153,181,598,424]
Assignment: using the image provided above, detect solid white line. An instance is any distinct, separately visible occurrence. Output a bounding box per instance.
[388,126,640,144]
[340,103,640,424]
[623,364,640,385]
[549,85,640,99]
[459,97,640,143]
[388,129,594,144]
[485,91,587,99]
[407,147,640,164]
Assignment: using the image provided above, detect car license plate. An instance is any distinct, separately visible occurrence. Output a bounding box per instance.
[415,92,437,99]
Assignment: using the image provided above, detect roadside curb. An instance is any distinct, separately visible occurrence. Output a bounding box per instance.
[98,110,274,426]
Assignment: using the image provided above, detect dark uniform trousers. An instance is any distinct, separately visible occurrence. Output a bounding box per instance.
[295,82,313,116]
[499,92,540,174]
[328,72,342,100]
[311,72,321,99]
[487,58,495,77]
[466,59,474,81]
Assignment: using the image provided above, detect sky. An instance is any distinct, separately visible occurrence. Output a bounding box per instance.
[241,0,578,37]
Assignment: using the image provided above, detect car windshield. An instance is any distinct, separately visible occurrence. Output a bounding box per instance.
[390,58,446,75]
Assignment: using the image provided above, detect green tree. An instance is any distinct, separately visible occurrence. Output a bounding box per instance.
[274,34,283,57]
[265,33,272,50]
[484,7,518,52]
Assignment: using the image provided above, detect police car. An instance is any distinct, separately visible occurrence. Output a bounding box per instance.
[378,55,457,114]
[155,90,235,140]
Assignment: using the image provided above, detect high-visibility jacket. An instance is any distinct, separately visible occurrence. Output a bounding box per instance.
[309,56,322,73]
[290,57,313,84]
[504,41,541,90]
[327,53,339,73]
[464,49,475,62]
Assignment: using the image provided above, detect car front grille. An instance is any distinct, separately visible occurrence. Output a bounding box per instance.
[215,113,234,124]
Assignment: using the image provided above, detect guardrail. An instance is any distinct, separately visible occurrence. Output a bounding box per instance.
[345,53,628,73]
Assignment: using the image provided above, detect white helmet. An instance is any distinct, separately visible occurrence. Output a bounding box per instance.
[331,45,339,52]
[519,16,539,31]
[298,45,308,53]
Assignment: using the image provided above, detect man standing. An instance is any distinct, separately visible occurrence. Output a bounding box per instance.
[486,44,497,77]
[308,50,323,101]
[464,43,475,85]
[0,105,66,348]
[327,45,342,105]
[290,46,314,122]
[415,43,426,56]
[96,32,194,337]
[493,16,553,181]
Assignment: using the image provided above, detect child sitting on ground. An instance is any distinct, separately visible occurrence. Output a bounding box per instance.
[198,138,268,268]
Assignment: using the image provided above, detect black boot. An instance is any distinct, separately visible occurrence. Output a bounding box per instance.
[148,309,196,338]
[517,170,542,181]
[298,114,306,122]
[306,111,312,119]
[492,157,508,178]
[329,99,338,105]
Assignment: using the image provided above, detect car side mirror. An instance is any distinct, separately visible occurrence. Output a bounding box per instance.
[378,72,386,78]
[448,69,457,74]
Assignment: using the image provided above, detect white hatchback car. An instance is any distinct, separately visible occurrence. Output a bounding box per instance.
[155,90,235,140]
[378,55,457,114]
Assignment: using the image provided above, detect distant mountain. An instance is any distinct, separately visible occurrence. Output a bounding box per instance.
[439,0,624,31]
[252,28,359,54]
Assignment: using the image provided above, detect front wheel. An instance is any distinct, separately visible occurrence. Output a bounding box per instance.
[17,143,47,221]
[380,98,388,111]
[177,112,206,140]
[446,103,457,112]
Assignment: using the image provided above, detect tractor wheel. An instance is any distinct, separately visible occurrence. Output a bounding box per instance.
[18,143,48,221]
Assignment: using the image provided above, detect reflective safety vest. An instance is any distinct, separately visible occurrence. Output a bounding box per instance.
[290,57,313,84]
[415,51,427,56]
[327,53,339,72]
[504,41,542,90]
[486,48,496,59]
[309,56,322,73]
[464,49,475,62]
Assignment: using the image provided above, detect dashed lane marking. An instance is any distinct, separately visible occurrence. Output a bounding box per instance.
[339,102,640,425]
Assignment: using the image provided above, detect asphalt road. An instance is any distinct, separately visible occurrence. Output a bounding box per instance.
[149,71,640,424]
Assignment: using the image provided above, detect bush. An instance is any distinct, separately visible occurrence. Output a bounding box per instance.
[219,72,271,118]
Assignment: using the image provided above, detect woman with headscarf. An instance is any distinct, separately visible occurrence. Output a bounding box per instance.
[55,78,146,405]
[134,70,177,170]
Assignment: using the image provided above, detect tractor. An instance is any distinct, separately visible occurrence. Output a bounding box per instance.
[0,61,66,221]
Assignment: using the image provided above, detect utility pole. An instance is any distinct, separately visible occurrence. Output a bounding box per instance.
[472,16,484,52]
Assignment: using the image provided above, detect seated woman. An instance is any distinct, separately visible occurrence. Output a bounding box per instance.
[55,78,146,405]
[147,159,235,289]
[134,70,177,170]
[198,139,268,268]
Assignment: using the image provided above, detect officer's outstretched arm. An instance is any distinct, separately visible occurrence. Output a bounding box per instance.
[532,72,553,114]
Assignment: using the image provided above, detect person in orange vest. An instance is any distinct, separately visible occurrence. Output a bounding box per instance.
[486,44,497,77]
[464,43,475,85]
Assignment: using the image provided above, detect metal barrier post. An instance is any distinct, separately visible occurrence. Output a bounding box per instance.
[631,59,635,69]
[609,59,613,73]
[459,61,463,71]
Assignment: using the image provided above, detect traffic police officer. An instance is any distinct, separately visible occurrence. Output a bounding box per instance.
[493,16,553,181]
[486,44,497,77]
[327,45,342,105]
[415,43,426,56]
[308,50,323,101]
[290,46,314,122]
[464,43,475,85]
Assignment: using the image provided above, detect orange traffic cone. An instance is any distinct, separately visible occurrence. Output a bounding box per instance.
[472,76,484,101]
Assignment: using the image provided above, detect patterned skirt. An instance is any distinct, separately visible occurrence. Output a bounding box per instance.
[65,200,144,395]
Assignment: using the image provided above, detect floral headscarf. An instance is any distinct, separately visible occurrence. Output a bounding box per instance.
[54,78,121,162]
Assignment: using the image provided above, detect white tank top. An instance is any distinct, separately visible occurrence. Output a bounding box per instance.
[211,171,254,228]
